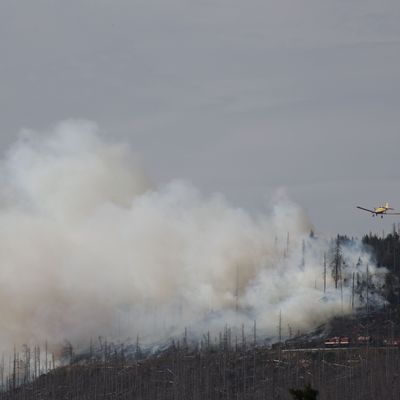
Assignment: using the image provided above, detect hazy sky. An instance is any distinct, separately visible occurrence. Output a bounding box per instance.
[1,0,400,236]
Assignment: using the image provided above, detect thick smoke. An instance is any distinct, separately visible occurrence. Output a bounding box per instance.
[0,121,385,352]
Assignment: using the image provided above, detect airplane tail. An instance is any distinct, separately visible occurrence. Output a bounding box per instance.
[385,202,394,210]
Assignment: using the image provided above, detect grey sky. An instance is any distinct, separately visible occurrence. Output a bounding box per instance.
[1,0,400,236]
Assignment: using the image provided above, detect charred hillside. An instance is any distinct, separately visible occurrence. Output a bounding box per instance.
[2,233,400,399]
[2,344,400,400]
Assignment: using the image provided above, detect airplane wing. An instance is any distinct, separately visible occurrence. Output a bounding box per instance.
[357,206,375,213]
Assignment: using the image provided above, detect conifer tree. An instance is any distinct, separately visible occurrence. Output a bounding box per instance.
[289,383,319,400]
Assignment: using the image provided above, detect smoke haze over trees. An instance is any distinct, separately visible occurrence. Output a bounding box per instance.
[0,121,387,356]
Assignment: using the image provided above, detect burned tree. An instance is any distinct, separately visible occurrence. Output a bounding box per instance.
[331,235,343,289]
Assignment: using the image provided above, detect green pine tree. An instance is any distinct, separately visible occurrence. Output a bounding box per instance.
[289,383,319,400]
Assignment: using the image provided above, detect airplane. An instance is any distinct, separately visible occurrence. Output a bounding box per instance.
[357,202,400,218]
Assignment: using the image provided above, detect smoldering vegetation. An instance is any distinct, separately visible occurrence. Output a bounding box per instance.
[2,298,400,399]
[2,332,400,400]
[0,121,392,399]
[0,120,385,355]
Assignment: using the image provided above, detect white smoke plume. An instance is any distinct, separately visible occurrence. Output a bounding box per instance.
[0,121,385,353]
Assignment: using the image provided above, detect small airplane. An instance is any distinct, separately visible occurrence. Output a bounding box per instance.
[357,202,400,218]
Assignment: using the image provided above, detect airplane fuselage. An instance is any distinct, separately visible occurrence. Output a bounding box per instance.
[373,207,388,214]
[371,204,394,217]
